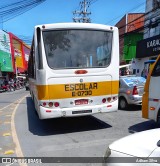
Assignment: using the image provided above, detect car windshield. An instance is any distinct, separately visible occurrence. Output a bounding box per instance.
[42,29,113,69]
[123,77,146,87]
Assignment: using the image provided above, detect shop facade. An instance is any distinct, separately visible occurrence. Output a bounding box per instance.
[134,0,160,76]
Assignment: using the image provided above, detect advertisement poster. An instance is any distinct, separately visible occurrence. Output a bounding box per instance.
[13,39,24,69]
[23,45,30,69]
[0,30,13,72]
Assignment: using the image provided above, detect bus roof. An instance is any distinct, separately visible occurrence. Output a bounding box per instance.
[35,22,116,31]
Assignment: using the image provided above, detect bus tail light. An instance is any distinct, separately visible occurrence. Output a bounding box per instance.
[54,102,59,107]
[43,102,46,106]
[102,98,106,103]
[107,97,111,102]
[150,107,155,111]
[153,99,159,102]
[49,102,53,107]
[113,96,118,101]
[75,70,88,74]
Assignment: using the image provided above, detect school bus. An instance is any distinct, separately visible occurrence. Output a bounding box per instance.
[142,55,160,123]
[28,23,119,119]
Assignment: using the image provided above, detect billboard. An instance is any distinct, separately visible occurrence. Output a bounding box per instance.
[0,30,13,72]
[136,34,160,58]
[23,45,30,69]
[12,39,24,69]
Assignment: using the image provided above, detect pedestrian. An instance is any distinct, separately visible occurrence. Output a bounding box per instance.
[141,68,148,79]
[119,69,122,76]
[125,68,130,75]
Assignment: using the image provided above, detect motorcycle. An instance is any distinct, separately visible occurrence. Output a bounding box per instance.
[8,81,15,91]
[1,84,9,92]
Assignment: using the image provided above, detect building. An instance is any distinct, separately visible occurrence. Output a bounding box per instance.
[0,30,13,79]
[0,30,30,80]
[9,32,30,77]
[115,13,145,65]
[135,0,160,76]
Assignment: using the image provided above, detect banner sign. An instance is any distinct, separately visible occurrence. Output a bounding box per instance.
[136,34,160,58]
[23,45,30,69]
[0,30,13,72]
[13,39,24,68]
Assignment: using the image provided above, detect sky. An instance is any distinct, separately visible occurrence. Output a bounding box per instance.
[1,0,146,45]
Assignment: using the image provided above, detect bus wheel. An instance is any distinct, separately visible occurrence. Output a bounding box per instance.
[119,97,128,110]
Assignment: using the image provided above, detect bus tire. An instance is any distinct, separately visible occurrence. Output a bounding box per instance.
[119,97,128,110]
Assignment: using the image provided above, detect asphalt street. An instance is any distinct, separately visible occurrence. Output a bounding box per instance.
[0,89,159,166]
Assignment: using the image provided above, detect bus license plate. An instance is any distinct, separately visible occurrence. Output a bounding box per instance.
[75,99,88,105]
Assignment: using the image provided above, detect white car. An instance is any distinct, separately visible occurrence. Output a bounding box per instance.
[103,129,160,166]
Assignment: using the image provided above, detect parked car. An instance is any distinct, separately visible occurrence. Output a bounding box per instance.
[103,128,160,166]
[118,76,146,109]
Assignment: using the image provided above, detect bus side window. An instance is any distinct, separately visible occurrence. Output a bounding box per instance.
[28,41,36,79]
[152,58,160,77]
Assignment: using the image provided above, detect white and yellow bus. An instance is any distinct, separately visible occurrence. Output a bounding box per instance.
[142,55,160,123]
[28,23,119,119]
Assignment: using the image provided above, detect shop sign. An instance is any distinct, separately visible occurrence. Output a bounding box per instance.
[136,35,160,58]
[0,30,13,72]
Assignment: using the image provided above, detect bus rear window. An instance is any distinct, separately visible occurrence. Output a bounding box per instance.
[152,57,160,77]
[42,29,113,69]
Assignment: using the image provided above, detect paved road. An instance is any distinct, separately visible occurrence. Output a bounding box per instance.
[0,90,159,166]
[0,89,28,109]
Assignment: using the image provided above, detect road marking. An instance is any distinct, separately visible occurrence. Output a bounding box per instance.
[0,98,22,111]
[11,94,28,166]
[6,114,12,117]
[3,133,11,136]
[4,150,14,155]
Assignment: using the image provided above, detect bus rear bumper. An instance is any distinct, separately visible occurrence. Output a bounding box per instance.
[38,101,118,119]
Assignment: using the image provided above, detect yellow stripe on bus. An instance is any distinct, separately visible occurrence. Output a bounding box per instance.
[36,81,119,100]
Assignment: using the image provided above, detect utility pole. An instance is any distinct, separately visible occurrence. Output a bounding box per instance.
[73,0,91,23]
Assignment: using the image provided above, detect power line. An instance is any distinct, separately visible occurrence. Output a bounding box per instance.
[0,0,46,23]
[106,1,146,25]
[90,0,99,5]
[116,4,160,33]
